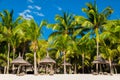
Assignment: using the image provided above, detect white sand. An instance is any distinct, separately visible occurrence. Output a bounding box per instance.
[0,74,120,80]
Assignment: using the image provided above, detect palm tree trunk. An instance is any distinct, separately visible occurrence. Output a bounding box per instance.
[13,47,16,59]
[7,42,10,74]
[82,53,84,74]
[109,58,113,75]
[114,66,117,74]
[17,65,21,74]
[63,51,66,74]
[4,66,7,74]
[34,50,37,74]
[74,63,77,74]
[96,40,99,73]
[22,44,25,57]
[96,28,99,73]
[12,47,16,73]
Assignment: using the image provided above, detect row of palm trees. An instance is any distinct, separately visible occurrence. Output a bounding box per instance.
[0,2,120,74]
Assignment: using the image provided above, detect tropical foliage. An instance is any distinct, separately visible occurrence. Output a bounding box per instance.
[0,1,120,74]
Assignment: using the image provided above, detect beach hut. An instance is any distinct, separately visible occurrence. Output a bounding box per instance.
[92,56,109,74]
[39,52,56,74]
[11,53,31,74]
[39,54,56,64]
[92,55,109,64]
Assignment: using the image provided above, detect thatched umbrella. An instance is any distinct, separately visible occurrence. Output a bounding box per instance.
[39,54,56,64]
[92,56,109,64]
[92,56,109,73]
[39,53,56,74]
[11,56,31,66]
[11,54,31,74]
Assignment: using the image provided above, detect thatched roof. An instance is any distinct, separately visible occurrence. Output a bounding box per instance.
[92,56,109,64]
[39,53,56,64]
[11,54,31,66]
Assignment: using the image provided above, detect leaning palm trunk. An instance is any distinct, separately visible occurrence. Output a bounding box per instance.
[4,66,7,74]
[34,50,37,74]
[7,42,10,74]
[63,51,66,74]
[114,66,117,74]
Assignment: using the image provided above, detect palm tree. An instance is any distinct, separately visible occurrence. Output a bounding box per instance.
[47,12,77,74]
[49,34,71,74]
[0,10,22,74]
[11,17,23,60]
[75,1,113,73]
[100,39,118,74]
[100,20,120,74]
[14,19,31,57]
[27,40,49,66]
[37,40,48,64]
[24,19,47,74]
[77,32,92,73]
[10,23,25,72]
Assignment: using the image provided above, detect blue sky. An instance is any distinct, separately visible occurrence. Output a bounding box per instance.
[0,0,120,39]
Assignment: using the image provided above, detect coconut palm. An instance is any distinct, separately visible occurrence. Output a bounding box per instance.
[100,39,118,74]
[11,17,23,60]
[0,10,23,73]
[37,40,48,64]
[75,1,113,73]
[47,12,77,74]
[77,32,93,73]
[14,19,31,57]
[49,34,73,74]
[65,40,79,74]
[24,19,47,74]
[27,40,48,66]
[100,20,120,74]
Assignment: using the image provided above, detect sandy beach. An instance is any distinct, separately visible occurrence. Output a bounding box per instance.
[0,74,120,80]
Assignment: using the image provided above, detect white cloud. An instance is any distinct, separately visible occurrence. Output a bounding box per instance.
[20,13,33,20]
[28,5,34,9]
[19,9,33,20]
[37,13,44,17]
[34,5,41,10]
[28,0,34,3]
[57,6,62,11]
[19,9,31,16]
[26,14,33,19]
[28,5,42,10]
[33,12,44,17]
[19,13,24,17]
[24,9,31,13]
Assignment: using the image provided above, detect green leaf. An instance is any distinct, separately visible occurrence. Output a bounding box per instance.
[115,26,120,32]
